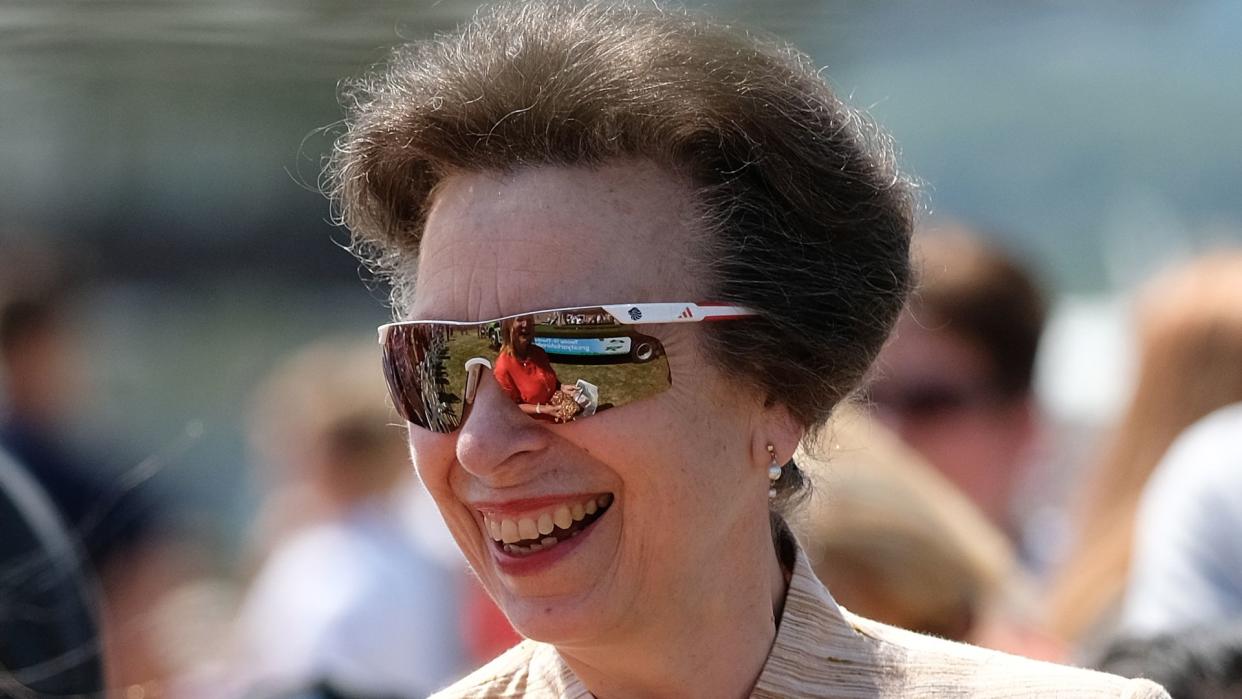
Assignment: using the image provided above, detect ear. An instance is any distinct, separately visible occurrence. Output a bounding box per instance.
[753,400,804,469]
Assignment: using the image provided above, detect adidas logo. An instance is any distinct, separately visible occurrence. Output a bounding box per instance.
[678,307,694,319]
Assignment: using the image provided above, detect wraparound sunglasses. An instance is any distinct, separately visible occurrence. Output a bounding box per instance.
[378,302,757,433]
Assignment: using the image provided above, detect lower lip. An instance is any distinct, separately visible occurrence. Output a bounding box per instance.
[489,510,607,576]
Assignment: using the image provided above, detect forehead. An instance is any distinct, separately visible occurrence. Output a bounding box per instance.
[411,161,706,321]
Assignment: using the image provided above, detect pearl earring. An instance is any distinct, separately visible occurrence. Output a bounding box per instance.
[766,444,782,499]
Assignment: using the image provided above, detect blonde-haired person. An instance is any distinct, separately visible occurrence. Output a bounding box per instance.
[246,341,411,532]
[793,409,1013,641]
[1048,251,1242,650]
[795,409,1068,663]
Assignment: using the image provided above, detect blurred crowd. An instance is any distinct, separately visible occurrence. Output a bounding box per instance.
[3,226,1242,697]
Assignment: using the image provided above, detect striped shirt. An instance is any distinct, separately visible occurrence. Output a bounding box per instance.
[431,532,1168,698]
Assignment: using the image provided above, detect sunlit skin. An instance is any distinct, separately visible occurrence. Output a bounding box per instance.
[407,160,799,698]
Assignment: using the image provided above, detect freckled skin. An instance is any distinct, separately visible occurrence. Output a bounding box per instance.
[407,161,789,662]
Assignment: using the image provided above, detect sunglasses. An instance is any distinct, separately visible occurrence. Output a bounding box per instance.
[868,381,1003,421]
[378,302,756,433]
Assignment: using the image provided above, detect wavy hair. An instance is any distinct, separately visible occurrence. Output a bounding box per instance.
[324,0,915,506]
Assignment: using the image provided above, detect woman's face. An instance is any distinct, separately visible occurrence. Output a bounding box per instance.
[409,161,772,644]
[508,316,533,353]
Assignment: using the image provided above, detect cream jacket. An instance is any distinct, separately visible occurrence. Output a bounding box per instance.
[430,537,1168,698]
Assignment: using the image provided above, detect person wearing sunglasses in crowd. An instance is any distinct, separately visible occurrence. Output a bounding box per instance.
[327,2,1168,696]
[868,227,1048,557]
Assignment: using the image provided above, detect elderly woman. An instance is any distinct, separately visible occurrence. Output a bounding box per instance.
[329,2,1167,697]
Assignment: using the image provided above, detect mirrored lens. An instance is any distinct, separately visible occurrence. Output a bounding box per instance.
[382,309,672,432]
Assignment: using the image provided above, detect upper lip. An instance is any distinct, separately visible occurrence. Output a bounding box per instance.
[470,493,610,516]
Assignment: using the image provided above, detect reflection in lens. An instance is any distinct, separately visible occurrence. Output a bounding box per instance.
[381,310,676,433]
[383,325,461,431]
[494,316,564,414]
[419,327,460,432]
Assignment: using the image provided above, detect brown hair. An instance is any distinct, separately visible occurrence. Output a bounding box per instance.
[1048,250,1242,642]
[910,226,1046,397]
[325,1,915,504]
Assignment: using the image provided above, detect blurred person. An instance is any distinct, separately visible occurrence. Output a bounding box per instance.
[1048,251,1242,650]
[868,225,1047,556]
[1095,622,1242,699]
[793,409,1015,642]
[795,409,1066,661]
[0,288,140,566]
[0,445,104,697]
[1122,402,1242,635]
[231,339,468,698]
[0,258,176,694]
[330,2,1165,696]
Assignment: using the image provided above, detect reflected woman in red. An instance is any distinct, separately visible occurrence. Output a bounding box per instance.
[493,317,579,421]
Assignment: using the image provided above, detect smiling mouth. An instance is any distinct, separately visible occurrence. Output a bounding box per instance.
[482,493,614,556]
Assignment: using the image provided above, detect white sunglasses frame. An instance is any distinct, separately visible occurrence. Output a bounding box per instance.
[377,302,757,340]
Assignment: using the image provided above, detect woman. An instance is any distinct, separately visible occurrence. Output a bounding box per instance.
[1048,252,1242,650]
[493,316,581,422]
[329,2,1167,696]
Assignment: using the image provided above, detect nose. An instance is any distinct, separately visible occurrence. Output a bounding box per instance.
[456,371,551,480]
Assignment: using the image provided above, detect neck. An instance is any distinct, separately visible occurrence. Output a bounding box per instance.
[559,517,790,699]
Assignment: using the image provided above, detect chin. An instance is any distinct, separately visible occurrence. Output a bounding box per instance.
[499,589,615,647]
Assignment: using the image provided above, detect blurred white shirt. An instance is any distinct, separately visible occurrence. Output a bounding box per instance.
[234,483,467,697]
[1123,402,1242,635]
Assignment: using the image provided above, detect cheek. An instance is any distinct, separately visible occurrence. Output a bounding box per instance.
[584,361,754,510]
[409,428,458,498]
[409,428,495,565]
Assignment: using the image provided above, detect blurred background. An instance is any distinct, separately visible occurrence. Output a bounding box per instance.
[2,0,1240,696]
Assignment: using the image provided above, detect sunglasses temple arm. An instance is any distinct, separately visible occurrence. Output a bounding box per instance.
[463,357,492,405]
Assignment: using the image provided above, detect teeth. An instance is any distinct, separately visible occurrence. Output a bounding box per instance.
[484,495,615,550]
[518,518,539,541]
[500,519,519,544]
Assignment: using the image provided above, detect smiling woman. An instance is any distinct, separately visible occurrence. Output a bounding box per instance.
[325,2,1169,697]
